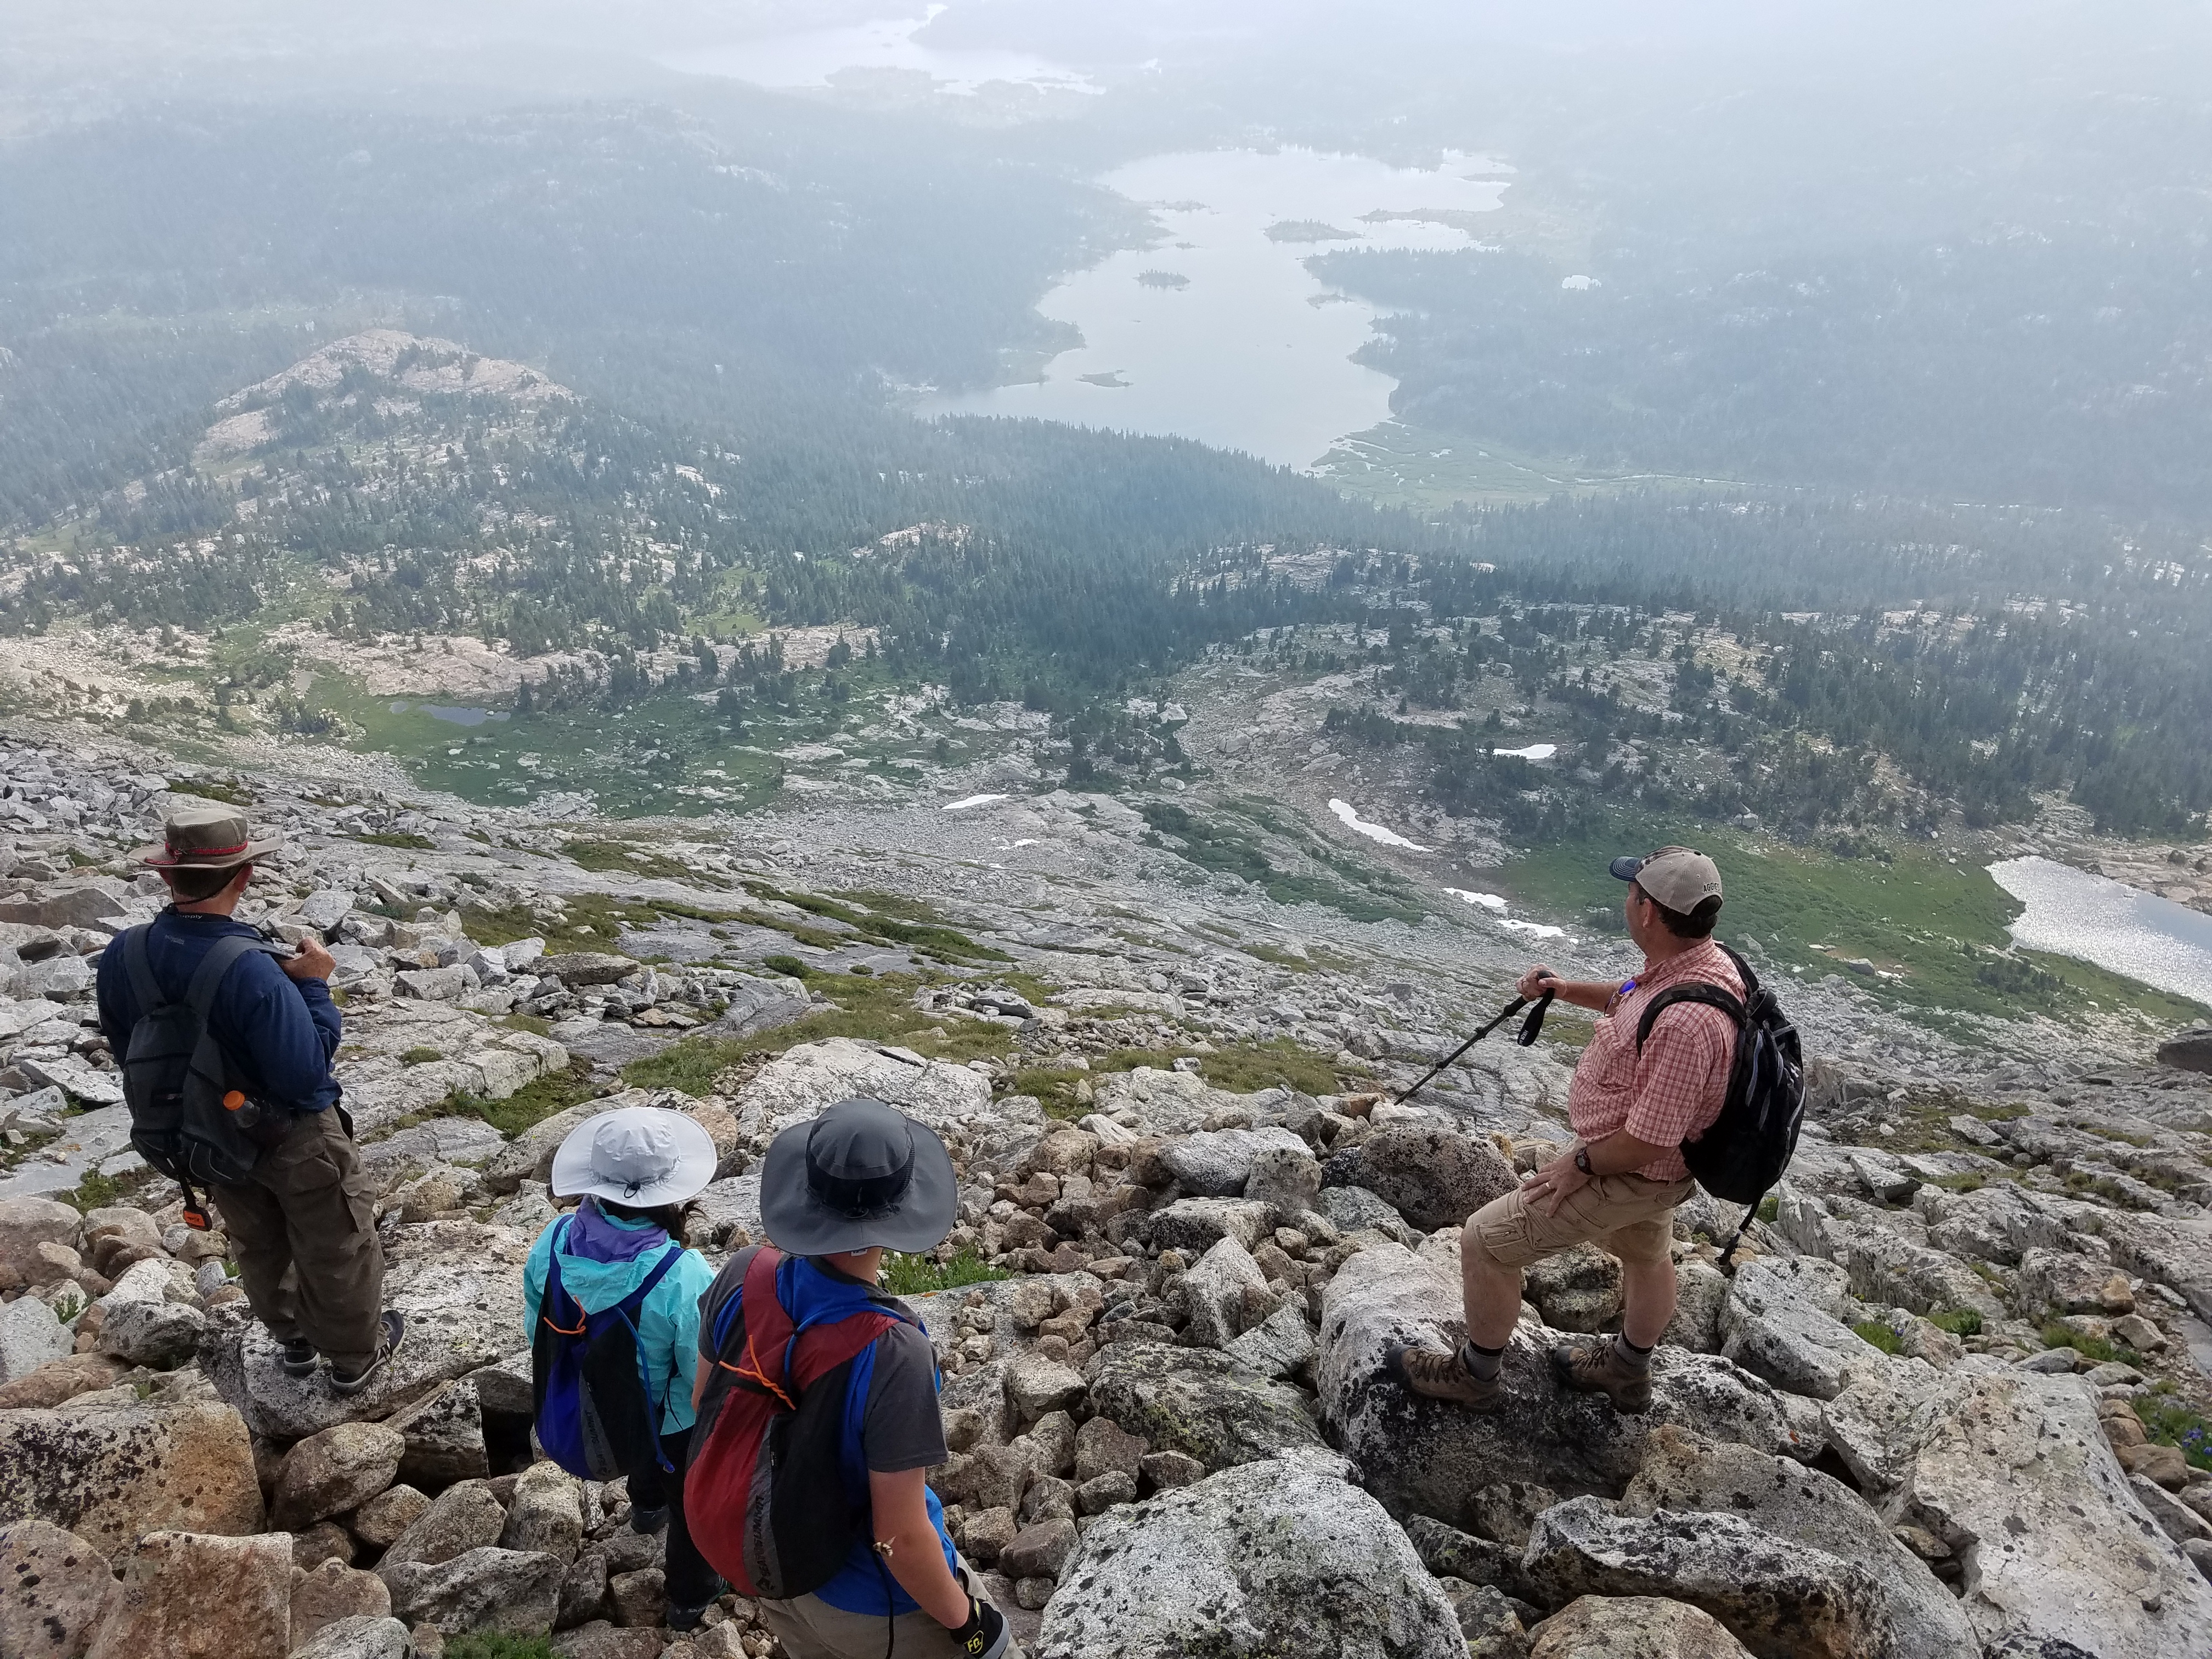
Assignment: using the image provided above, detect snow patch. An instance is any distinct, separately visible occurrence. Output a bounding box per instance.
[943,793,1011,812]
[1499,918,1570,940]
[1492,743,1557,760]
[1444,888,1508,910]
[1328,799,1431,852]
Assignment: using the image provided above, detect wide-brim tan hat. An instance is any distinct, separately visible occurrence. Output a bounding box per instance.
[134,804,284,872]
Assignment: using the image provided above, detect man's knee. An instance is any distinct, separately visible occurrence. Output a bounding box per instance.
[1605,1212,1678,1268]
[1461,1218,1512,1277]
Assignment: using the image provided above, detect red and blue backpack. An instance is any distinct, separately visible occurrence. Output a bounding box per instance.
[531,1216,686,1481]
[684,1247,925,1601]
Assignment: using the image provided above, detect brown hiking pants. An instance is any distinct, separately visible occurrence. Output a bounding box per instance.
[210,1105,383,1370]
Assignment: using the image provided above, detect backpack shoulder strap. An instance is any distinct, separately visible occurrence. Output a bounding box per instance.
[616,1240,686,1315]
[183,933,281,1026]
[1715,942,1762,998]
[541,1215,585,1334]
[121,926,162,1012]
[1635,981,1747,1052]
[789,1310,898,1393]
[710,1245,783,1358]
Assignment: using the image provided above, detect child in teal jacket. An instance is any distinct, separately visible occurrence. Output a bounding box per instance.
[527,1106,720,1627]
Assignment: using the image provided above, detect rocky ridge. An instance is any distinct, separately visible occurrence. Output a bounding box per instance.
[0,730,2208,1658]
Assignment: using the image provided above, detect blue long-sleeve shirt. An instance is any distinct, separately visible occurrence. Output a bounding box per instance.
[94,910,343,1113]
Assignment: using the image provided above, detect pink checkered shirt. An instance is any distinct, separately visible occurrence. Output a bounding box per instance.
[1566,938,1743,1182]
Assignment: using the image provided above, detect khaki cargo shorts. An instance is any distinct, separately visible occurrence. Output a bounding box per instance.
[1463,1171,1695,1270]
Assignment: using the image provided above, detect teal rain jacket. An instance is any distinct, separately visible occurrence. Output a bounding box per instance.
[523,1207,716,1436]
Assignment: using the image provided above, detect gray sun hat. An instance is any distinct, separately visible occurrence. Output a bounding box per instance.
[758,1097,957,1256]
[550,1106,718,1207]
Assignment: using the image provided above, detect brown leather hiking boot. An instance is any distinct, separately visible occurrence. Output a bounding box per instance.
[1550,1336,1653,1413]
[1386,1341,1504,1412]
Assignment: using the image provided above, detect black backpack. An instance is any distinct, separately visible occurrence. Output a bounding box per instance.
[1634,942,1805,1266]
[116,926,290,1226]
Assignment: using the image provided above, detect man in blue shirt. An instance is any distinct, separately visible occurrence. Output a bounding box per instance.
[95,806,403,1395]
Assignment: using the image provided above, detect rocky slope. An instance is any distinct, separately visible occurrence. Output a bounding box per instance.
[0,725,2209,1659]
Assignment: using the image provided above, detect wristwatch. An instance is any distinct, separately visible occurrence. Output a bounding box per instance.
[1573,1144,1593,1176]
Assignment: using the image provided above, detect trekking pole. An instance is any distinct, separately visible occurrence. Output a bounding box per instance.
[1393,989,1555,1105]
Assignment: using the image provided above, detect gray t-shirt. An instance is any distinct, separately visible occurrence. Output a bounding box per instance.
[696,1246,947,1473]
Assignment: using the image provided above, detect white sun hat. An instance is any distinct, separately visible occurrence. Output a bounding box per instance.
[550,1105,718,1207]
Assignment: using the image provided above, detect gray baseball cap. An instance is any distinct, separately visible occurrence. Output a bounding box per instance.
[550,1105,718,1207]
[1610,845,1723,913]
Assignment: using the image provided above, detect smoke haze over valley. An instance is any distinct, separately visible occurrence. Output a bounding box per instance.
[4,10,2212,1654]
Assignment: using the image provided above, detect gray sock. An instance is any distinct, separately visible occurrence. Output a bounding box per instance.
[1460,1341,1505,1381]
[1613,1333,1654,1373]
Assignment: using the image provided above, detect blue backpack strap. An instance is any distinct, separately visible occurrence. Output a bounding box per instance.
[609,1239,687,1471]
[840,1336,881,1514]
[541,1216,586,1334]
[619,1237,686,1313]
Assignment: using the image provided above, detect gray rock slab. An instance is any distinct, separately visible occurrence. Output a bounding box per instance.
[1522,1497,1894,1659]
[1036,1454,1464,1659]
[202,1220,531,1438]
[1717,1256,1882,1402]
[1319,1239,1800,1521]
[0,1291,72,1382]
[1159,1126,1310,1199]
[547,1017,673,1069]
[1081,1340,1325,1474]
[0,1105,139,1200]
[1622,1424,1977,1658]
[1890,1370,2212,1658]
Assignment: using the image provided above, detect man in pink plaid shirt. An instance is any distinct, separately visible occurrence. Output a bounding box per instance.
[1390,847,1737,1414]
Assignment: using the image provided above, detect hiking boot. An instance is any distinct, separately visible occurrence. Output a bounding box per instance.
[1385,1341,1504,1412]
[329,1310,407,1397]
[665,1578,727,1631]
[1550,1337,1652,1413]
[278,1338,319,1378]
[628,1502,669,1535]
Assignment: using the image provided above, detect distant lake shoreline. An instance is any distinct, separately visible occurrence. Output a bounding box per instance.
[1989,855,2212,1008]
[927,147,1511,469]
